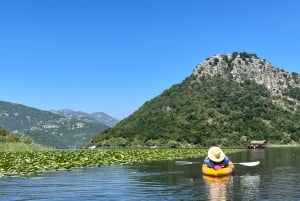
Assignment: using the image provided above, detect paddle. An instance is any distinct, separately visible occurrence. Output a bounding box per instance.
[175,160,260,166]
[234,161,260,166]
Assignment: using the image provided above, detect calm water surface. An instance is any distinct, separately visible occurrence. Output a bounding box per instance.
[1,147,300,201]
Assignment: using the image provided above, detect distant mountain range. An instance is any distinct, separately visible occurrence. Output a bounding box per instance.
[50,109,119,127]
[0,101,119,149]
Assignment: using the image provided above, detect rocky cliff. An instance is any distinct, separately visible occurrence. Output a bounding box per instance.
[194,52,300,95]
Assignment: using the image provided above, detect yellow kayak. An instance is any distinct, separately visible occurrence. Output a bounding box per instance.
[202,175,232,184]
[202,161,235,177]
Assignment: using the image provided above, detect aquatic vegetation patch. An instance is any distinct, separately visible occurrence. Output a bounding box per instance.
[0,142,50,152]
[0,148,239,177]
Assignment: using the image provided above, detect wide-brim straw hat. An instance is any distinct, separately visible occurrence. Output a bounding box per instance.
[208,146,225,162]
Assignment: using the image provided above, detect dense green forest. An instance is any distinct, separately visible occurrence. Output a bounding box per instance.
[88,75,300,148]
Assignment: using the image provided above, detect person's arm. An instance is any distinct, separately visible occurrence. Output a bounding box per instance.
[203,157,214,168]
[222,156,230,167]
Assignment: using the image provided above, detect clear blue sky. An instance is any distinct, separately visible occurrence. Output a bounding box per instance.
[1,0,299,120]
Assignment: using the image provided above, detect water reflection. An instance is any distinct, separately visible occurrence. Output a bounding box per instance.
[202,175,233,201]
[240,175,261,201]
[248,149,266,161]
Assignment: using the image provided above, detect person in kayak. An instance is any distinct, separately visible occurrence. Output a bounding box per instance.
[203,146,230,170]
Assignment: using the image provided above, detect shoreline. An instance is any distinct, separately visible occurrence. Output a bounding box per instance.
[267,144,300,147]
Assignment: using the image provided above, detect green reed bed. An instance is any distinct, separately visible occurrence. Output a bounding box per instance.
[0,143,50,152]
[0,148,240,177]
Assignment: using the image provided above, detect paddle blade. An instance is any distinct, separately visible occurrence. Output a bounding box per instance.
[175,161,201,165]
[175,161,193,165]
[235,161,260,166]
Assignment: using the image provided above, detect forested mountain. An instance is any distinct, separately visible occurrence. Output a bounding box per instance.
[0,101,109,149]
[87,52,300,148]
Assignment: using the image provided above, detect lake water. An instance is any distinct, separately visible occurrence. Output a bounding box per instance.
[1,147,300,201]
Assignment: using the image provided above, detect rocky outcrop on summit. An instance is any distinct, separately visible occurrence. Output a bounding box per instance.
[193,52,300,95]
